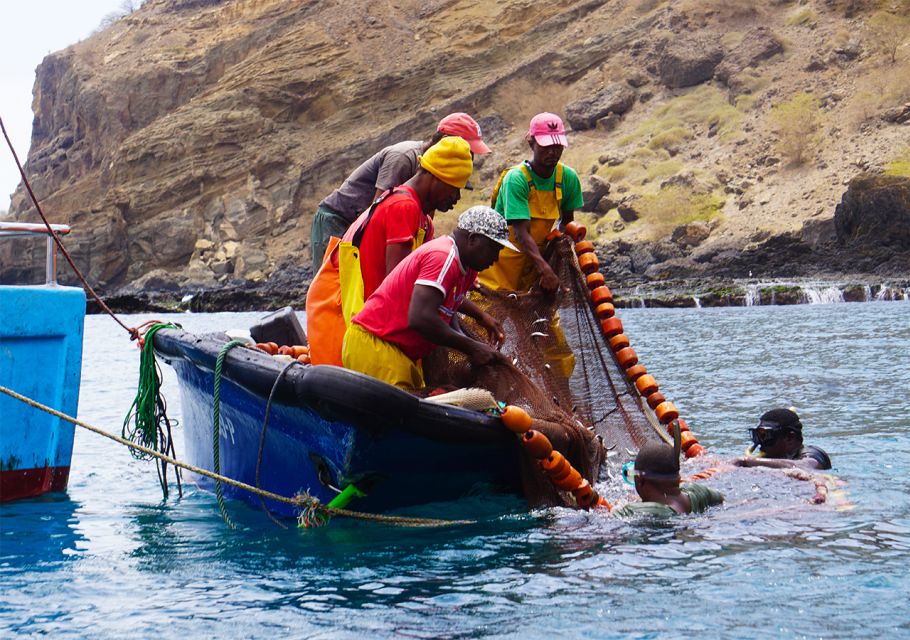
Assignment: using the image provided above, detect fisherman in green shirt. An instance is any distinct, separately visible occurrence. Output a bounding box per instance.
[613,440,724,518]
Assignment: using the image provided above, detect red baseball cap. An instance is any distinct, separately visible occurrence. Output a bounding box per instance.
[437,112,491,155]
[528,112,568,147]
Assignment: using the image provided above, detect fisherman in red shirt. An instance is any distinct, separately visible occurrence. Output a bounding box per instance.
[342,206,515,389]
[306,136,474,366]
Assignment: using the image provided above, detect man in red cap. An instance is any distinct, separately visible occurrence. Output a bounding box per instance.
[478,112,583,293]
[310,113,491,269]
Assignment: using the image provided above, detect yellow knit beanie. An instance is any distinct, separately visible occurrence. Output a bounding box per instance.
[417,136,473,189]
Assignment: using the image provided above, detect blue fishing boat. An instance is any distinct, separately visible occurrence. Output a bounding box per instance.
[0,222,86,502]
[153,329,522,517]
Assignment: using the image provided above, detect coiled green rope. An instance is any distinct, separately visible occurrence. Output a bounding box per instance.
[212,339,250,529]
[123,323,180,457]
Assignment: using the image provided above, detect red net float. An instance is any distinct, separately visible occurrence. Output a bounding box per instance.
[601,317,623,337]
[685,443,707,458]
[646,390,666,409]
[654,401,679,424]
[615,347,638,369]
[575,240,595,255]
[626,364,648,382]
[541,451,570,477]
[676,418,690,432]
[578,252,599,274]
[501,405,533,433]
[565,221,587,242]
[635,374,659,396]
[521,430,553,459]
[609,333,630,351]
[596,302,616,319]
[679,430,698,450]
[552,466,583,491]
[591,286,613,306]
[586,272,605,289]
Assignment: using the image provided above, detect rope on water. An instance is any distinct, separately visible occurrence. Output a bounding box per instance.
[0,384,473,528]
[212,339,249,529]
[122,322,183,498]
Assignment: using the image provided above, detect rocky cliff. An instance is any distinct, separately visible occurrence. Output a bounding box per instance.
[3,0,909,302]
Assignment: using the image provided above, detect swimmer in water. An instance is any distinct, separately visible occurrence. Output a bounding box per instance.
[733,408,832,471]
[613,438,724,517]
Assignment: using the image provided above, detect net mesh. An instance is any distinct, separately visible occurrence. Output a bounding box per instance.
[423,235,670,506]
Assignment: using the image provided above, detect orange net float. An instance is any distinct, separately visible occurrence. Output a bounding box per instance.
[586,272,605,289]
[571,479,596,507]
[601,316,623,338]
[615,347,639,369]
[595,302,615,319]
[578,252,599,274]
[654,401,679,424]
[575,240,595,255]
[501,405,533,433]
[297,353,311,364]
[521,430,553,459]
[609,333,630,351]
[552,465,583,491]
[591,286,613,306]
[679,430,698,451]
[545,228,564,242]
[646,390,666,409]
[625,364,648,382]
[564,221,587,242]
[594,495,612,510]
[635,374,659,396]
[686,443,707,458]
[541,451,571,478]
[676,417,690,432]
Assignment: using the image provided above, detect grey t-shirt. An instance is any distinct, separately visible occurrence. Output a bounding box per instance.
[319,140,423,223]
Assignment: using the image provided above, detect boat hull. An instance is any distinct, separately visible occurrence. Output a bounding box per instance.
[0,285,85,502]
[157,330,521,518]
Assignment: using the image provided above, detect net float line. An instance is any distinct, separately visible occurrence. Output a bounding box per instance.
[501,405,611,510]
[565,225,707,459]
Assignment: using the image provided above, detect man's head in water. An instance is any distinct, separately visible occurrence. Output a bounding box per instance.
[630,442,681,503]
[749,408,804,459]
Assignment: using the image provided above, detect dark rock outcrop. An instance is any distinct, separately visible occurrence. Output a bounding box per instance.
[834,174,910,250]
[657,36,724,88]
[714,27,784,85]
[565,83,637,130]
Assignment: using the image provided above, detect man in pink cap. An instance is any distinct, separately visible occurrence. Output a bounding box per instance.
[310,113,491,269]
[478,112,583,293]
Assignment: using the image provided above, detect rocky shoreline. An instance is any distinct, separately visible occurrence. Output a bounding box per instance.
[85,267,909,315]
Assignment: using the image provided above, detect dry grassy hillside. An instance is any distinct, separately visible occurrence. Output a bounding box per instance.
[3,0,908,298]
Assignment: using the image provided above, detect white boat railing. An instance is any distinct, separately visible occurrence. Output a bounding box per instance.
[0,221,72,285]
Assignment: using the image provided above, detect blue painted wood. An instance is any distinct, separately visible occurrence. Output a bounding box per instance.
[0,285,85,500]
[171,357,522,518]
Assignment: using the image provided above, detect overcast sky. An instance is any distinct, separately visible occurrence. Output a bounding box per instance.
[0,0,128,213]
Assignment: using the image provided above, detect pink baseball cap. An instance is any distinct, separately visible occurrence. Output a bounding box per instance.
[528,112,568,147]
[437,112,491,155]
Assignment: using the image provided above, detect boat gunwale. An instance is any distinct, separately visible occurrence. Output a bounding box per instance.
[153,328,513,446]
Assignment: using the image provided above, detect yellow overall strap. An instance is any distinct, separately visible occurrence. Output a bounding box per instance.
[338,189,406,326]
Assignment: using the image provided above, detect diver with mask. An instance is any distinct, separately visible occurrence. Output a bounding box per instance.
[733,407,832,471]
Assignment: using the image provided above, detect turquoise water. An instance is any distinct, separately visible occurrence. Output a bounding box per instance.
[2,302,909,638]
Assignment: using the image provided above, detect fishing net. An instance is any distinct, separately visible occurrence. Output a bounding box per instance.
[423,235,670,506]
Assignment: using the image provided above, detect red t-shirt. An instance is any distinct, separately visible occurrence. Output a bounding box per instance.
[341,186,434,299]
[352,236,477,362]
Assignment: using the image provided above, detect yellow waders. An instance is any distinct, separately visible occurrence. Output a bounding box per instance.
[478,163,563,292]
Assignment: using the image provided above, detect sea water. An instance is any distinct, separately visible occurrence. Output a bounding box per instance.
[1,302,909,638]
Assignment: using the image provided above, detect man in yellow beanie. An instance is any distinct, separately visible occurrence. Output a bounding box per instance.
[306,136,473,367]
